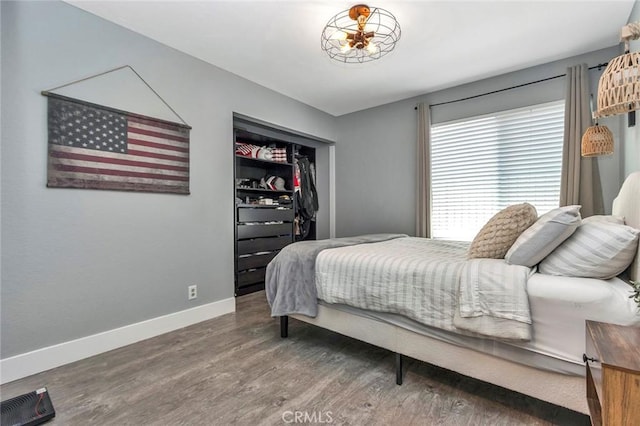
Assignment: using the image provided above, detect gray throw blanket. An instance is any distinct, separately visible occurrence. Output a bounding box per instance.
[266,234,407,317]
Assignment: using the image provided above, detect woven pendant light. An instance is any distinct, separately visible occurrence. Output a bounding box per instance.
[581,124,614,157]
[596,22,640,117]
[597,51,640,116]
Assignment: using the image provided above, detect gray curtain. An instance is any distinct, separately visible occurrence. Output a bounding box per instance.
[416,103,432,237]
[560,64,604,217]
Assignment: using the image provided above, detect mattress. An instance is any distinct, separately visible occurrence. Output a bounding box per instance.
[519,273,639,365]
[318,273,639,376]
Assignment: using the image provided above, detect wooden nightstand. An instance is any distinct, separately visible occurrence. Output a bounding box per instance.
[584,320,640,426]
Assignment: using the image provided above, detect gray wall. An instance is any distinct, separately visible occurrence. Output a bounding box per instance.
[335,47,625,237]
[0,1,335,358]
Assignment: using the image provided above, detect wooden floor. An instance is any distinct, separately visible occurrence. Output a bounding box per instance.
[1,291,590,425]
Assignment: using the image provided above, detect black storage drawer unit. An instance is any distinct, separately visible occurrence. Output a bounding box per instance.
[235,206,294,296]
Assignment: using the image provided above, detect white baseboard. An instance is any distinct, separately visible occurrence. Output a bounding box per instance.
[0,298,235,384]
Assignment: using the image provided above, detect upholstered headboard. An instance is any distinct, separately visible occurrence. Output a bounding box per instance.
[612,171,640,282]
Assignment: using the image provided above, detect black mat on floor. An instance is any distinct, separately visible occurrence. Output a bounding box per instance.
[1,388,55,426]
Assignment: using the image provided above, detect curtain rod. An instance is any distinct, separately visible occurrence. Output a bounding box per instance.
[414,63,608,110]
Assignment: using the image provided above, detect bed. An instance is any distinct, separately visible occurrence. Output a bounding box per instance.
[265,171,640,415]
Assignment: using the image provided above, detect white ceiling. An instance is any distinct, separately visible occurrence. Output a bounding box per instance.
[66,1,635,117]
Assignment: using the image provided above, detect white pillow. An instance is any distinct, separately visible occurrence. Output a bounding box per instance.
[505,205,581,267]
[582,215,624,225]
[538,221,640,279]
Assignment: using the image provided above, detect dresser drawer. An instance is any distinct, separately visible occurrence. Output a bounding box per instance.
[238,207,294,223]
[237,252,278,271]
[237,236,292,255]
[237,268,266,287]
[237,223,292,239]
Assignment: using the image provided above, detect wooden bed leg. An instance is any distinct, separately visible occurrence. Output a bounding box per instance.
[280,315,288,338]
[396,353,403,385]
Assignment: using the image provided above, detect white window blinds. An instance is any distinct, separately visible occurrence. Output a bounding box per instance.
[430,100,565,241]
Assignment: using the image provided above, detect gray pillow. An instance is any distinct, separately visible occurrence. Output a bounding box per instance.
[538,221,640,279]
[505,205,581,267]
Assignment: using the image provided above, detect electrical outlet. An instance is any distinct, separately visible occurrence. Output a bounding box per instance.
[188,285,197,300]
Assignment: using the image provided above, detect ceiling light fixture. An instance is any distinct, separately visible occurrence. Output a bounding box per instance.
[321,4,401,64]
[596,21,640,118]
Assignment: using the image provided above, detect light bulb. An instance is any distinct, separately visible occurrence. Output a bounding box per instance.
[366,42,377,54]
[341,43,352,53]
[330,30,347,41]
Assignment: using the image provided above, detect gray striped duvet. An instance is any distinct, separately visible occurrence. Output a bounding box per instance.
[315,237,532,340]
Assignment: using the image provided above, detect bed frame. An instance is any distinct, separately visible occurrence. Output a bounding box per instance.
[280,171,640,415]
[285,307,587,412]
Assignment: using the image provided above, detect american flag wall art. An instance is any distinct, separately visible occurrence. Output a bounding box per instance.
[46,94,191,194]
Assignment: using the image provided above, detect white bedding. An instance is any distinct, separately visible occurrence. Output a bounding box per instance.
[316,237,532,340]
[316,238,468,331]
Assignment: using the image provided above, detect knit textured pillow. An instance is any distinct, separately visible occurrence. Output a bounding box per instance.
[468,203,538,259]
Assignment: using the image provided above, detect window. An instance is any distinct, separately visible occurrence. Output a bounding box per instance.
[430,101,565,240]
